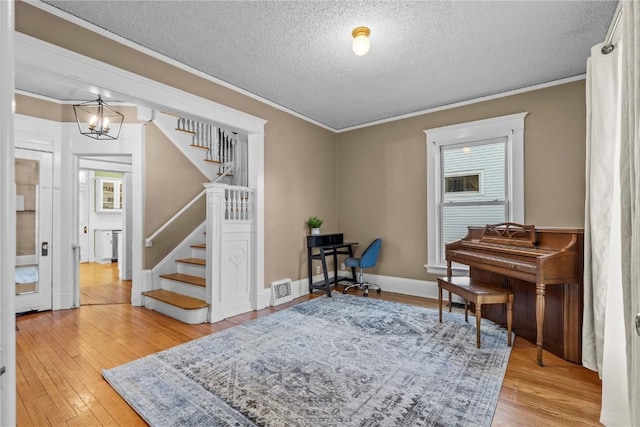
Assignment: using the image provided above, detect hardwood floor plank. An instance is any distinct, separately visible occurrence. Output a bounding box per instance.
[65,411,102,427]
[80,262,131,305]
[16,291,602,426]
[18,328,88,421]
[16,392,36,426]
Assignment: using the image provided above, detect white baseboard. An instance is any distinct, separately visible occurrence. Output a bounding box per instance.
[288,272,461,303]
[131,289,143,306]
[256,288,270,310]
[285,273,441,300]
[253,272,458,319]
[362,273,438,299]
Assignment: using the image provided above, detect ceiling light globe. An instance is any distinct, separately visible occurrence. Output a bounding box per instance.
[351,26,371,56]
[352,35,370,56]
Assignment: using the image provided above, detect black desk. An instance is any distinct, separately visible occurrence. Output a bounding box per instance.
[307,233,357,297]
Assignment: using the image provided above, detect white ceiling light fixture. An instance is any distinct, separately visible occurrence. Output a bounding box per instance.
[352,26,371,56]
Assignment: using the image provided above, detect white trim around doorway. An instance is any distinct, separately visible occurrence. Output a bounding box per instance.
[15,32,267,312]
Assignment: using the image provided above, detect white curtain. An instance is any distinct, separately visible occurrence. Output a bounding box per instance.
[584,1,640,425]
[619,1,640,425]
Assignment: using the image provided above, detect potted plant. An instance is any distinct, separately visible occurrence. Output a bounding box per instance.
[306,216,323,235]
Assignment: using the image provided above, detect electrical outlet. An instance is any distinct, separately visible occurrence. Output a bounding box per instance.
[316,265,321,274]
[341,263,346,271]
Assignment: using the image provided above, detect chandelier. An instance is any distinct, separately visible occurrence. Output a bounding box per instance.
[73,95,124,140]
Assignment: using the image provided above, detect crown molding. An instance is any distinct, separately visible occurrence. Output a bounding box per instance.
[337,74,585,133]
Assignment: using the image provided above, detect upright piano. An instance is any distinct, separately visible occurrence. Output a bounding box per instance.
[445,222,584,365]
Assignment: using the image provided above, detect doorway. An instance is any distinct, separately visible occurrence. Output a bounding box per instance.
[15,149,53,314]
[78,168,131,305]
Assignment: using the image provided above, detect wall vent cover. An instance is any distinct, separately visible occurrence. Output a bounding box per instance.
[270,278,294,306]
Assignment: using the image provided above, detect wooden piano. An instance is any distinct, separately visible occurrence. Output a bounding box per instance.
[445,222,584,365]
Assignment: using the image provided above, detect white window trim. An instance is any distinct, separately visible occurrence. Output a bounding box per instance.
[424,112,527,276]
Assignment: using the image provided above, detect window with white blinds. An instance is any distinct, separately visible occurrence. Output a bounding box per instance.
[424,113,527,275]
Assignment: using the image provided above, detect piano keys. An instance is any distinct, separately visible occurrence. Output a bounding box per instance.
[445,222,584,365]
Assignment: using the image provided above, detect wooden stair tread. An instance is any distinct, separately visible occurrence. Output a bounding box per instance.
[191,243,206,249]
[190,144,209,150]
[142,290,208,309]
[204,159,222,164]
[176,257,206,266]
[159,273,205,287]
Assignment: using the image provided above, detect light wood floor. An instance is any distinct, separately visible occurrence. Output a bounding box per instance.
[16,289,602,426]
[80,262,131,305]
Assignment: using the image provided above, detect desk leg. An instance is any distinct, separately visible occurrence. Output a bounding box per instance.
[535,283,545,366]
[333,249,338,290]
[307,247,313,293]
[321,251,331,297]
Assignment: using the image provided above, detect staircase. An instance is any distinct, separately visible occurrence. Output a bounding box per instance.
[175,117,236,178]
[143,242,209,324]
[142,114,255,325]
[154,113,242,183]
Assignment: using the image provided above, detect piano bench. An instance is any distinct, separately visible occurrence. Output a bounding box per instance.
[437,276,513,348]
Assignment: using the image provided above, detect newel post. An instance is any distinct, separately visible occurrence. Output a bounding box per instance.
[204,183,225,322]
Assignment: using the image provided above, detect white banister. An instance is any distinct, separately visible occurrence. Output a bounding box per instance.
[213,164,233,184]
[223,186,254,221]
[145,189,206,247]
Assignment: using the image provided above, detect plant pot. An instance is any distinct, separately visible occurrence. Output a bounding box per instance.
[311,228,320,236]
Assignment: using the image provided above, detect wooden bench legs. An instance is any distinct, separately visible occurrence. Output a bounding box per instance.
[438,276,513,348]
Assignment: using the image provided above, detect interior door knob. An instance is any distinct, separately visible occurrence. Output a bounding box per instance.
[636,313,640,337]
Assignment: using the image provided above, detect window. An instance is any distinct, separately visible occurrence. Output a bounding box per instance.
[424,113,527,275]
[445,172,482,195]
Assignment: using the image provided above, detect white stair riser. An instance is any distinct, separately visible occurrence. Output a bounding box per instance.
[143,297,208,324]
[176,262,206,277]
[191,247,206,258]
[160,278,206,300]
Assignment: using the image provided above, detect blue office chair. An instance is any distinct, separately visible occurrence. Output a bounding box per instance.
[342,238,382,297]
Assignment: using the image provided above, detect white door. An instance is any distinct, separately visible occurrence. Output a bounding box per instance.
[15,149,53,313]
[78,185,89,263]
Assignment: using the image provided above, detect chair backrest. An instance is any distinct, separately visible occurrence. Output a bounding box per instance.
[360,238,382,269]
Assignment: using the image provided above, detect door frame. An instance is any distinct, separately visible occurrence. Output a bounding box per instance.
[15,32,267,309]
[0,1,15,424]
[76,160,132,306]
[78,181,89,263]
[14,148,54,313]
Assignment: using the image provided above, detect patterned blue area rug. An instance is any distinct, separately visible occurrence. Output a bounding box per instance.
[103,294,512,426]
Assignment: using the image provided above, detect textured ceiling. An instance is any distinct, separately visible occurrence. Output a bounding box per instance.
[32,1,617,130]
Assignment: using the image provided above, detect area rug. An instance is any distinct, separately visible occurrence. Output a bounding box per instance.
[103,294,512,426]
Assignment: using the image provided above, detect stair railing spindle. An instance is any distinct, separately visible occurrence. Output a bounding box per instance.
[233,190,237,219]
